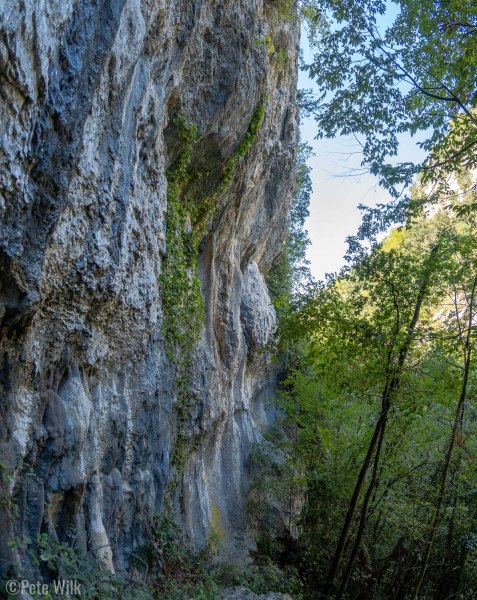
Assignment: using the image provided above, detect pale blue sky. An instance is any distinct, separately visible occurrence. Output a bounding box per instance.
[299,14,425,281]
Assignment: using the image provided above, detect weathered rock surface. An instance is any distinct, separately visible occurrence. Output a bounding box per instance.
[222,586,293,600]
[0,0,298,575]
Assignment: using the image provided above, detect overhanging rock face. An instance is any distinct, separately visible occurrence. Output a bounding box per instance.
[0,0,299,573]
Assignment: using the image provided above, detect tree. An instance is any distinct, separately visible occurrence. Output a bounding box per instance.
[322,231,443,599]
[275,194,477,598]
[411,224,477,599]
[302,0,477,238]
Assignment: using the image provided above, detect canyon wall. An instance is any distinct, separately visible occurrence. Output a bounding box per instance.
[0,0,299,574]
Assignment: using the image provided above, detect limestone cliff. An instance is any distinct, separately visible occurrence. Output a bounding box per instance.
[0,0,299,575]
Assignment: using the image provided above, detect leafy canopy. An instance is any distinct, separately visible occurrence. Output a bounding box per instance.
[302,0,477,236]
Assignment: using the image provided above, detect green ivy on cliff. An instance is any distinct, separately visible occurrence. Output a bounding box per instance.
[220,102,267,191]
[161,102,267,474]
[161,115,203,358]
[161,104,267,359]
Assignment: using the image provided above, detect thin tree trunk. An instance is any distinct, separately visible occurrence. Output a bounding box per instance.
[411,274,477,600]
[335,272,428,599]
[336,408,388,600]
[323,413,385,598]
[324,249,437,599]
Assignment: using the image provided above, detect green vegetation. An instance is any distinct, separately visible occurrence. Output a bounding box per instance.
[220,102,267,190]
[161,116,203,358]
[3,532,153,600]
[162,104,267,358]
[254,35,291,70]
[7,5,477,600]
[267,141,314,308]
[267,140,315,372]
[1,516,303,600]
[300,0,477,245]
[254,35,277,57]
[263,176,477,599]
[249,4,477,599]
[162,104,267,477]
[267,0,300,24]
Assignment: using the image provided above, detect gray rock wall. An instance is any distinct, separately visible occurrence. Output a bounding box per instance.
[0,0,299,574]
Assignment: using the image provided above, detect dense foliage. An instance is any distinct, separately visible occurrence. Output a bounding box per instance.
[257,3,477,599]
[276,192,477,598]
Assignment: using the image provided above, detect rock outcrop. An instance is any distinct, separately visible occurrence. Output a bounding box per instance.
[222,587,293,600]
[0,0,299,575]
